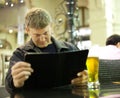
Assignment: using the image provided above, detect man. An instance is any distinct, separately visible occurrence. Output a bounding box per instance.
[89,34,120,59]
[98,34,120,59]
[5,7,88,93]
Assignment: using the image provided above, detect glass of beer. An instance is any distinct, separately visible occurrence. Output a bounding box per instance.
[86,57,100,89]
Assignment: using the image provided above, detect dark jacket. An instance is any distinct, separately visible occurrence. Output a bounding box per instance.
[5,37,79,93]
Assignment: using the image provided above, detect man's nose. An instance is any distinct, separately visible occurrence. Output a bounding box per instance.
[39,35,46,41]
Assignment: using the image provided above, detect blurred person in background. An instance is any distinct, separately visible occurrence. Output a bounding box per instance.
[99,34,120,59]
[89,34,120,60]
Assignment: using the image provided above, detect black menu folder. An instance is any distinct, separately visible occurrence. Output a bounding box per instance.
[24,49,88,89]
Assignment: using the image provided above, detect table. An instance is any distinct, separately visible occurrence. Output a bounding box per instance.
[1,83,120,98]
[1,59,120,98]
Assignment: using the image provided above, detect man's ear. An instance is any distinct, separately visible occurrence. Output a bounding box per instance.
[116,42,120,48]
[25,27,30,34]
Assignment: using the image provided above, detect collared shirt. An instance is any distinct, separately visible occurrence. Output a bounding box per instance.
[89,45,120,60]
[98,45,120,60]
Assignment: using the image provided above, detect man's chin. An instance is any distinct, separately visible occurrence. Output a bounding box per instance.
[38,44,48,48]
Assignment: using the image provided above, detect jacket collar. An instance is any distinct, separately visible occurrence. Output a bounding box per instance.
[24,37,69,52]
[51,37,70,52]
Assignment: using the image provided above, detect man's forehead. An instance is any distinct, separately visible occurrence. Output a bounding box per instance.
[29,26,50,34]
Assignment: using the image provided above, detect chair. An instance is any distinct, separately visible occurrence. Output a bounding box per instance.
[99,59,120,88]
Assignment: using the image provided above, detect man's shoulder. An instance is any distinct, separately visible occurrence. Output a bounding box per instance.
[17,40,33,50]
[14,41,33,54]
[62,41,75,47]
[56,40,79,51]
[16,43,28,51]
[13,44,27,54]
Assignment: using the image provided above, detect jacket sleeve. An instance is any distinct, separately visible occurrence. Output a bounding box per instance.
[5,48,25,93]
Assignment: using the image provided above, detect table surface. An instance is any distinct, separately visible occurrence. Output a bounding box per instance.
[1,83,120,98]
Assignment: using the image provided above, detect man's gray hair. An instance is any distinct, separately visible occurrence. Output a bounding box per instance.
[25,7,52,29]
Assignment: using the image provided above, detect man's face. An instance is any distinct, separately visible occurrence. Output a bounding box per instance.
[26,25,52,48]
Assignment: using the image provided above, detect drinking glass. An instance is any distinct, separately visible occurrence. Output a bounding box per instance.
[86,57,100,89]
[89,88,100,97]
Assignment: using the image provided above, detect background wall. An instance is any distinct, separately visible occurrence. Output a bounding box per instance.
[0,0,120,51]
[0,5,26,50]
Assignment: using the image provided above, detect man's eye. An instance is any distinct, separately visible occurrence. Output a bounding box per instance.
[35,34,40,36]
[44,32,48,35]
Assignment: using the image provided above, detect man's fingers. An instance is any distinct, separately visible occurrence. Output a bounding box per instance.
[13,76,28,88]
[77,70,88,77]
[71,76,88,84]
[13,71,31,88]
[83,70,88,75]
[11,61,34,88]
[13,71,31,80]
[12,67,33,76]
[12,62,31,70]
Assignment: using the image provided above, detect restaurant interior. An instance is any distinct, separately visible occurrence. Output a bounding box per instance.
[0,0,120,98]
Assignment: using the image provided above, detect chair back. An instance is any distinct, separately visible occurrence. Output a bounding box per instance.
[99,59,120,84]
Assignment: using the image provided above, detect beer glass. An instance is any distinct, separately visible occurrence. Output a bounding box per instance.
[89,88,100,97]
[86,57,100,89]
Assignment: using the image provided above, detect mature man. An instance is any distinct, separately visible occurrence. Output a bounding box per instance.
[5,7,88,93]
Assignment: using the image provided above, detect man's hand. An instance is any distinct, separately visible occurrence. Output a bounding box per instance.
[11,62,34,88]
[71,70,88,87]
